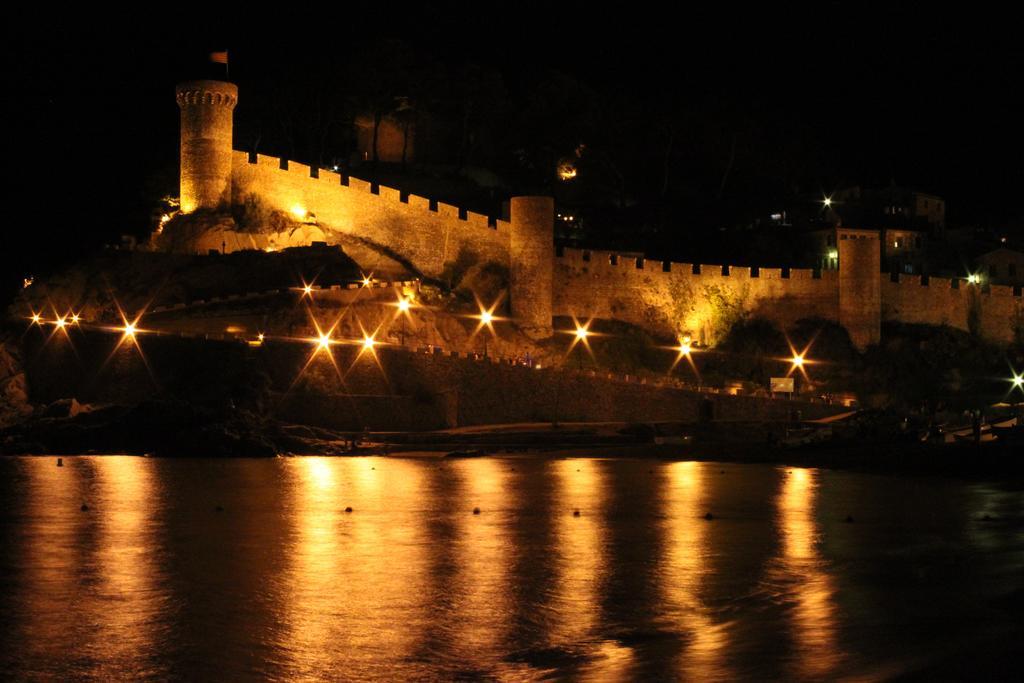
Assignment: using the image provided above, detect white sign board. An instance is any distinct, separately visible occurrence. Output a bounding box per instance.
[770,377,795,394]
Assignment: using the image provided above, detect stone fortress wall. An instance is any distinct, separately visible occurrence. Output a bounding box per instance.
[553,246,1022,346]
[175,80,1022,349]
[229,152,512,278]
[552,248,840,344]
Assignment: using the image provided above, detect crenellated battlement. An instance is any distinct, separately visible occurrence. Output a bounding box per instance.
[237,152,506,236]
[555,248,834,285]
[175,81,239,109]
[228,150,514,279]
[552,247,841,344]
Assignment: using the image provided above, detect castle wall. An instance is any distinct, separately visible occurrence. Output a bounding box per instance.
[553,248,840,343]
[554,246,1020,346]
[230,152,510,279]
[882,275,1022,343]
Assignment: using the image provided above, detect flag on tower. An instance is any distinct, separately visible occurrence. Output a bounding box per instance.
[209,50,228,65]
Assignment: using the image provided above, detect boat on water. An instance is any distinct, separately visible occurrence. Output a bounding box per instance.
[928,416,1018,444]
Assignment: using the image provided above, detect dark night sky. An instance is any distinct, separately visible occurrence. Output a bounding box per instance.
[3,4,1022,295]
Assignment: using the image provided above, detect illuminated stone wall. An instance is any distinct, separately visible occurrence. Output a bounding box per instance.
[554,246,1021,346]
[229,153,511,278]
[553,248,841,344]
[215,151,1023,347]
[882,275,1022,343]
[174,81,1021,348]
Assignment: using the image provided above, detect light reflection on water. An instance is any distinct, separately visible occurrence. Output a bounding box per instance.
[663,460,732,681]
[0,456,1021,680]
[773,467,842,679]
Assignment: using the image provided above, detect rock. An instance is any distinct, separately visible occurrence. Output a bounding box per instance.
[0,341,32,428]
[40,398,85,419]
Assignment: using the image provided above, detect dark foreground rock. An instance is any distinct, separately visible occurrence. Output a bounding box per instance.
[0,339,32,428]
[0,400,274,457]
[0,397,382,457]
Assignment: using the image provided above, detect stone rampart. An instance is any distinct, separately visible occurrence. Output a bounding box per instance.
[553,248,840,343]
[230,152,510,279]
[882,275,1022,343]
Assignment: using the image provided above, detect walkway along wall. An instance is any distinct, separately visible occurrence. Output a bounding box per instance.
[20,330,840,431]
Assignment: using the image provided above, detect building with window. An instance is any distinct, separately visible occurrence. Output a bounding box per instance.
[974,247,1024,286]
[831,185,945,235]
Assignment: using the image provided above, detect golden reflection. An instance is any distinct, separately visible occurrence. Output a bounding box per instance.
[16,458,91,666]
[282,456,343,673]
[281,457,429,678]
[663,461,731,680]
[775,467,842,678]
[551,459,638,683]
[550,459,605,643]
[91,456,166,676]
[449,458,512,661]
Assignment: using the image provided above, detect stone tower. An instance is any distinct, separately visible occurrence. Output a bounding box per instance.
[175,80,238,213]
[837,228,881,350]
[509,196,555,337]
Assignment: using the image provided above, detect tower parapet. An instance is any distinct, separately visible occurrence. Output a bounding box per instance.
[176,80,238,213]
[509,196,554,337]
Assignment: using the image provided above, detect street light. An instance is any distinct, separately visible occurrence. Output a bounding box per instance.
[572,323,592,370]
[476,307,497,357]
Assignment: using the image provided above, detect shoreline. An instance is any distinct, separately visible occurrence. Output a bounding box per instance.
[7,434,1022,482]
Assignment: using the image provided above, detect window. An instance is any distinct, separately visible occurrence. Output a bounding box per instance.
[1009,264,1017,277]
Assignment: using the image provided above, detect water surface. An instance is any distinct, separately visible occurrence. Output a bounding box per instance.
[1,456,1021,680]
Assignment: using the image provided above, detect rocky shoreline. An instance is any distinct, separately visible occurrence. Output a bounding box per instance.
[3,396,1022,482]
